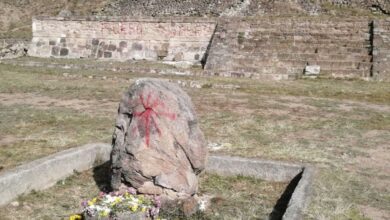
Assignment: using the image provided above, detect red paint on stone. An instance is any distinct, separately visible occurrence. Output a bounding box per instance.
[133,92,176,147]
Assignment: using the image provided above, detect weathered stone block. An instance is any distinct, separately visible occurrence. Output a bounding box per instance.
[131,42,143,51]
[108,44,117,51]
[119,41,128,48]
[92,39,100,46]
[51,46,60,56]
[104,51,112,58]
[60,48,68,56]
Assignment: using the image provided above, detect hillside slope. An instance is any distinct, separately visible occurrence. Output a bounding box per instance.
[102,0,390,16]
[0,0,389,39]
[0,0,108,38]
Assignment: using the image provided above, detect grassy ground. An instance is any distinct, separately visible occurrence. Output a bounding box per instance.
[0,59,389,219]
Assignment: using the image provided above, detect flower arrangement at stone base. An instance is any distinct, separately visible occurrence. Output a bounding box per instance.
[70,187,161,220]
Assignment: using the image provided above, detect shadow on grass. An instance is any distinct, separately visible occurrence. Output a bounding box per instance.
[269,171,303,220]
[92,161,112,193]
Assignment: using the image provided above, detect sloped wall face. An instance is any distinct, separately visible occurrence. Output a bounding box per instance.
[373,19,390,81]
[28,17,215,64]
[205,17,374,80]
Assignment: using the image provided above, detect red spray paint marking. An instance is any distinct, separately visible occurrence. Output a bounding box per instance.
[132,92,176,147]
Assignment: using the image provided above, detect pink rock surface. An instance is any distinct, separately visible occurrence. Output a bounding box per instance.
[111,78,208,199]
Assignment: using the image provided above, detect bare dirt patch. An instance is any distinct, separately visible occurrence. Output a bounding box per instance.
[358,205,390,220]
[0,135,20,147]
[0,93,117,117]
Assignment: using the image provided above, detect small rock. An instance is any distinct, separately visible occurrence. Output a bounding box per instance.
[23,205,32,211]
[305,65,320,75]
[88,75,93,79]
[10,201,19,207]
[207,142,231,151]
[181,197,198,217]
[58,9,73,17]
[63,72,69,77]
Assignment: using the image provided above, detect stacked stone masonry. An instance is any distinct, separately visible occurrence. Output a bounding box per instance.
[373,19,390,81]
[29,16,390,81]
[29,17,216,65]
[205,17,376,80]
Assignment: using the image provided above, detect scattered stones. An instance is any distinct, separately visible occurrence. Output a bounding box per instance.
[111,78,208,200]
[171,80,240,90]
[0,40,28,59]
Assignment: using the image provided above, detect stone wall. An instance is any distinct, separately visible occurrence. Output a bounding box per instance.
[0,39,28,59]
[373,19,390,81]
[28,16,390,81]
[28,17,216,65]
[205,17,375,80]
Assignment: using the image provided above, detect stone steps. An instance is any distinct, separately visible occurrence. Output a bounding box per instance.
[223,20,370,28]
[212,66,369,79]
[227,63,371,73]
[227,59,372,70]
[210,52,371,63]
[205,18,374,80]
[235,35,369,42]
[226,31,370,40]
[226,39,371,48]
[232,46,370,55]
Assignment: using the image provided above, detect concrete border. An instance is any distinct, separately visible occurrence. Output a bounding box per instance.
[206,155,303,182]
[0,144,313,220]
[206,155,314,220]
[282,166,315,220]
[0,143,111,206]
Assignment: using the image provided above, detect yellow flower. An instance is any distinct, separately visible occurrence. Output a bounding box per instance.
[69,214,82,220]
[88,197,97,206]
[100,210,109,217]
[131,204,138,212]
[141,207,146,212]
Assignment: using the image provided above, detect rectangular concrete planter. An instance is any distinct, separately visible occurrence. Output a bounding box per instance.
[0,143,314,220]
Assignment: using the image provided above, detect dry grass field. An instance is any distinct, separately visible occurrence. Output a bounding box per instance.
[0,59,389,219]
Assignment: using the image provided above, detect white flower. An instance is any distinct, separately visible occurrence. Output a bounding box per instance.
[198,200,207,211]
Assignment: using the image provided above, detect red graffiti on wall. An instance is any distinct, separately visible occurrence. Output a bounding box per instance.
[132,92,176,147]
[98,22,213,38]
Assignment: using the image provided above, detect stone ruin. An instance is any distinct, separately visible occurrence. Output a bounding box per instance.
[111,78,208,200]
[28,16,390,81]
